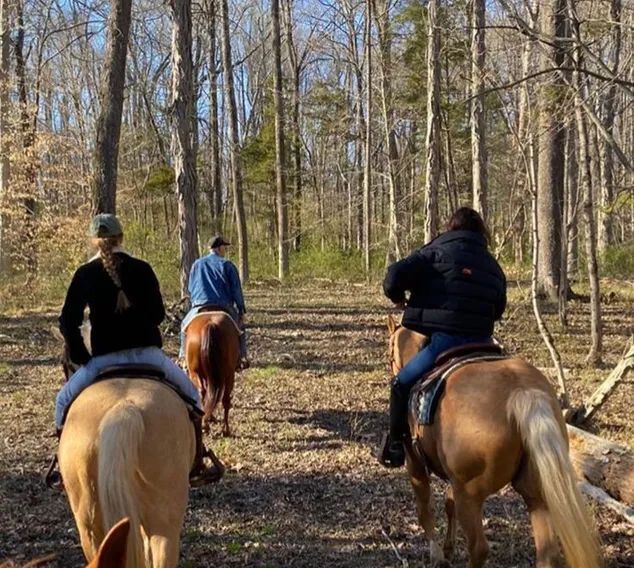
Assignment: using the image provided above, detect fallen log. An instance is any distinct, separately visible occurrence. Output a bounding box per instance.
[567,424,634,507]
[570,339,634,425]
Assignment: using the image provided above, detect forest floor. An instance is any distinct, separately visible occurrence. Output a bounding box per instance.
[0,280,633,567]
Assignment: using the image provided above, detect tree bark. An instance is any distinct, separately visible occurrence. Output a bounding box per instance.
[571,10,602,366]
[598,0,622,255]
[170,0,200,298]
[271,0,288,280]
[284,0,302,252]
[0,0,10,273]
[374,0,401,265]
[363,0,372,276]
[424,0,441,242]
[91,0,132,214]
[206,0,222,231]
[219,0,248,281]
[470,0,487,221]
[536,0,567,301]
[567,425,634,508]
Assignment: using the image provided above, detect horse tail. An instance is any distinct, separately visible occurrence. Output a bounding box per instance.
[508,388,602,568]
[201,320,224,418]
[97,401,145,567]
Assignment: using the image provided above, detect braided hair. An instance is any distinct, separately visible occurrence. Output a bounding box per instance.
[96,236,132,313]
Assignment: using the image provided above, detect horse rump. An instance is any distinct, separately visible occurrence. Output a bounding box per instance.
[200,320,224,420]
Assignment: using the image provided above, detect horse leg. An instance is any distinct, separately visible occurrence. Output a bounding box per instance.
[221,372,234,438]
[443,485,457,560]
[148,530,181,568]
[405,446,448,567]
[513,466,558,567]
[454,489,488,568]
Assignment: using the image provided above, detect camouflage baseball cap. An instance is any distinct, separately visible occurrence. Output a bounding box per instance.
[88,214,123,238]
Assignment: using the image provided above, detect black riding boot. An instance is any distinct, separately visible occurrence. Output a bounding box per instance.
[189,415,226,487]
[379,379,409,468]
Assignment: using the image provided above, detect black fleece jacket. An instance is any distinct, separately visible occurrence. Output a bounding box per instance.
[59,252,165,365]
[383,230,506,337]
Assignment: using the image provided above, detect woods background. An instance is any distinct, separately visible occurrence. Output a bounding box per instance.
[0,0,632,307]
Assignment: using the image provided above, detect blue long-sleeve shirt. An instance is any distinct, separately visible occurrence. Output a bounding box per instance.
[188,252,246,315]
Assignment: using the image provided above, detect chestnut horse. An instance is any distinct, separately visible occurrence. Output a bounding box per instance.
[184,311,240,436]
[386,316,601,568]
[59,379,196,567]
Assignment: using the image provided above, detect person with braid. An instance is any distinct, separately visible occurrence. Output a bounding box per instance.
[55,214,203,428]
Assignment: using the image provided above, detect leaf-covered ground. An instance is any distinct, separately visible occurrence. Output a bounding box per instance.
[1,281,632,566]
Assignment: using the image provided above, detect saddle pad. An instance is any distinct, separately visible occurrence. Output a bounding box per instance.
[186,311,243,335]
[410,354,508,426]
[94,365,201,414]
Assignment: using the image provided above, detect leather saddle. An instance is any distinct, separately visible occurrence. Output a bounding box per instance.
[409,343,507,427]
[94,364,202,415]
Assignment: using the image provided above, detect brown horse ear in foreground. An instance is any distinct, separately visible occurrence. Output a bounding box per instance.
[387,320,602,568]
[86,518,130,568]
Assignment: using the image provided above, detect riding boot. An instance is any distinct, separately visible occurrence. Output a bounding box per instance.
[189,414,225,487]
[379,379,409,468]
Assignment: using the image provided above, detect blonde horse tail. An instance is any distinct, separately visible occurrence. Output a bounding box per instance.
[508,388,602,568]
[97,401,145,567]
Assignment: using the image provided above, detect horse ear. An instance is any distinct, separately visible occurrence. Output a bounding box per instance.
[87,518,130,568]
[387,314,398,335]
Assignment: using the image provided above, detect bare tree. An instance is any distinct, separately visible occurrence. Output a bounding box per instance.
[363,0,372,275]
[0,0,10,272]
[424,0,441,242]
[374,0,401,264]
[535,0,567,301]
[272,0,288,279]
[92,0,132,214]
[170,0,199,297]
[470,0,487,220]
[598,0,622,255]
[205,0,222,231]
[219,0,248,281]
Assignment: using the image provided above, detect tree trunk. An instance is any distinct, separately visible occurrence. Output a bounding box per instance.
[272,0,288,280]
[91,0,132,214]
[206,0,222,231]
[284,0,302,252]
[536,0,567,301]
[374,0,401,265]
[424,0,441,242]
[0,0,10,273]
[170,0,200,298]
[598,0,621,255]
[470,0,487,221]
[363,0,372,276]
[219,0,248,280]
[571,15,602,366]
[567,425,634,508]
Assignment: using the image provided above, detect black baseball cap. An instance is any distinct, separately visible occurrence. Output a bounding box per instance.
[210,235,231,249]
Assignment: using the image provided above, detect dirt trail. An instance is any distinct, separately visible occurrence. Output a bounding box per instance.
[1,282,632,566]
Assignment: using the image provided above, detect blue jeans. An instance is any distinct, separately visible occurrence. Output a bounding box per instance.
[395,332,491,390]
[179,305,247,359]
[55,346,202,428]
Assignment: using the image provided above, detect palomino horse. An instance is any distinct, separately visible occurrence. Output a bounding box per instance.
[59,379,196,567]
[386,316,601,568]
[185,311,240,436]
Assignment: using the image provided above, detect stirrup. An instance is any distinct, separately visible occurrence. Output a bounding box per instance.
[190,447,226,487]
[237,357,250,371]
[378,433,406,468]
[45,455,64,491]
